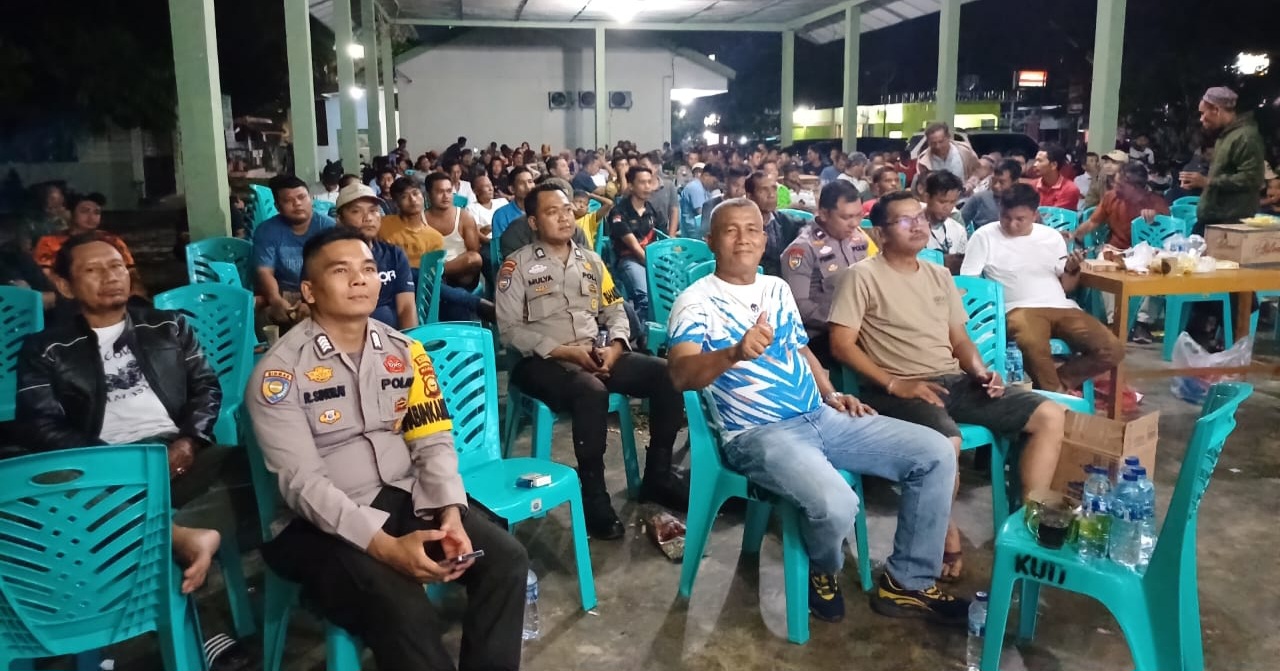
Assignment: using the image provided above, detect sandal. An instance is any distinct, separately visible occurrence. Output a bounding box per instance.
[940,550,964,583]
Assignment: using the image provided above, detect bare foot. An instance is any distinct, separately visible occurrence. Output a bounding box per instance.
[941,522,964,582]
[172,525,221,594]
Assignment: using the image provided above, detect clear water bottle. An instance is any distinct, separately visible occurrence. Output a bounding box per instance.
[1005,342,1024,384]
[1115,455,1141,486]
[1131,466,1157,572]
[1108,472,1142,570]
[522,569,540,640]
[1077,465,1112,560]
[966,591,989,671]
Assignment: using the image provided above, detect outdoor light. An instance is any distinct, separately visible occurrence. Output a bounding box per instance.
[677,108,687,119]
[602,0,640,24]
[1234,52,1270,76]
[709,54,716,61]
[347,43,365,59]
[703,113,720,128]
[349,86,366,100]
[738,136,749,145]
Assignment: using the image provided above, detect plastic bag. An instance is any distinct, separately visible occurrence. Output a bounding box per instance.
[1170,333,1253,404]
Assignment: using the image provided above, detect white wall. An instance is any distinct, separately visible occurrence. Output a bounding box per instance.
[1,126,148,208]
[394,41,727,153]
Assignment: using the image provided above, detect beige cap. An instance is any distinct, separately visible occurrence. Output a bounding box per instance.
[1102,149,1128,163]
[335,183,382,211]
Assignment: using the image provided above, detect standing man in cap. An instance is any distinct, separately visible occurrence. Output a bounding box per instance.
[496,183,688,539]
[780,180,877,370]
[1181,86,1266,234]
[333,183,417,329]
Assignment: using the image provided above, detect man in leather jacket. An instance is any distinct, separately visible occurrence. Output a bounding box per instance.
[13,233,251,666]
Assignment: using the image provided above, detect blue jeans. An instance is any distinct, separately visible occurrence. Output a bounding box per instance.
[615,257,649,323]
[722,405,955,589]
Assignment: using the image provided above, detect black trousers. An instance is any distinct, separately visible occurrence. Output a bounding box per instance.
[510,352,681,481]
[263,487,529,671]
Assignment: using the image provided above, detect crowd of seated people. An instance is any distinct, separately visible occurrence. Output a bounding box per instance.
[3,115,1274,669]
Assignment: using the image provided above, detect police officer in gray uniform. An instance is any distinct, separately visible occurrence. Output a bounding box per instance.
[496,183,687,540]
[780,180,876,370]
[249,227,527,670]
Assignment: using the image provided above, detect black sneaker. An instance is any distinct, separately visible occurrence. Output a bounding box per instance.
[809,572,845,622]
[1129,322,1154,344]
[869,572,969,626]
[638,470,690,512]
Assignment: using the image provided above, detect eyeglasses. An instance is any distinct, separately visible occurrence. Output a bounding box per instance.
[893,213,929,229]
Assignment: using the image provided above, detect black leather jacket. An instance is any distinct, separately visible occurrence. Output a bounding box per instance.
[16,305,221,451]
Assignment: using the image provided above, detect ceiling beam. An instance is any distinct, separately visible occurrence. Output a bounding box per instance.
[787,0,874,31]
[391,18,783,32]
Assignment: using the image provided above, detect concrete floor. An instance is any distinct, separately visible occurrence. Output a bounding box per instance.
[101,338,1279,671]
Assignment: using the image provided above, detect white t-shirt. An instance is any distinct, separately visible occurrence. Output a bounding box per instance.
[960,223,1079,311]
[1129,147,1154,166]
[924,216,969,255]
[466,197,509,234]
[94,321,180,444]
[453,180,476,206]
[667,275,821,439]
[837,174,869,193]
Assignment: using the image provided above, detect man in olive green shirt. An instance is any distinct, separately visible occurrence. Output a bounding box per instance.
[1181,86,1265,234]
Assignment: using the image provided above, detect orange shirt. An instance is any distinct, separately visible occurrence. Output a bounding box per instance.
[378,214,445,269]
[1090,190,1170,249]
[33,232,135,269]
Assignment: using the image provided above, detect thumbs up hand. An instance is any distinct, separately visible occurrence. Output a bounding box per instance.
[732,311,775,362]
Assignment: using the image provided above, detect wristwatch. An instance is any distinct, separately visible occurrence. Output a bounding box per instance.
[824,391,844,405]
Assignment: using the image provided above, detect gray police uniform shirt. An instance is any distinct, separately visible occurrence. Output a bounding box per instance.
[248,318,464,550]
[494,240,629,360]
[781,222,876,334]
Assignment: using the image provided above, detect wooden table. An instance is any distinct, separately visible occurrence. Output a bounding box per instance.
[1078,267,1280,417]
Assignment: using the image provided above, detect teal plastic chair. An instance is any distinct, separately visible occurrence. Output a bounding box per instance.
[1037,206,1079,234]
[688,259,716,284]
[778,208,815,221]
[918,248,944,265]
[312,198,336,218]
[406,323,597,610]
[1171,195,1200,209]
[981,382,1252,671]
[0,444,205,671]
[1080,206,1097,223]
[0,286,43,422]
[677,389,871,645]
[243,418,363,671]
[644,238,715,353]
[186,237,253,289]
[248,184,277,228]
[152,285,257,639]
[1130,215,1233,361]
[452,193,468,208]
[502,385,640,499]
[861,218,873,229]
[416,250,447,324]
[1170,203,1198,232]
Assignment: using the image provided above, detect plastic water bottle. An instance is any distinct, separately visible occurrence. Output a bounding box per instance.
[1115,455,1141,486]
[966,591,989,671]
[522,569,540,640]
[1108,472,1142,570]
[1131,466,1157,572]
[1077,465,1112,560]
[1005,342,1024,384]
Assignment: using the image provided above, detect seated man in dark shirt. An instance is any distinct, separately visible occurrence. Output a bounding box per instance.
[332,183,417,329]
[607,165,667,323]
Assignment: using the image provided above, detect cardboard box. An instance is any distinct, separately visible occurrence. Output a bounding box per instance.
[1050,410,1160,502]
[1204,223,1280,266]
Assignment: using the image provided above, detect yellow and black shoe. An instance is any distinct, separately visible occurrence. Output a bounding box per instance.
[809,572,845,622]
[869,572,969,626]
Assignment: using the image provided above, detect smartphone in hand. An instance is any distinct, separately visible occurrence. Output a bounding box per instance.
[447,549,485,566]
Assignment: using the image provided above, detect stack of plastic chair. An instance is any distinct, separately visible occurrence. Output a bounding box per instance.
[0,444,205,671]
[405,323,597,610]
[416,250,447,324]
[186,237,253,289]
[0,286,43,423]
[678,389,871,645]
[152,284,257,639]
[981,382,1252,671]
[1131,215,1232,361]
[644,238,715,353]
[1037,206,1080,235]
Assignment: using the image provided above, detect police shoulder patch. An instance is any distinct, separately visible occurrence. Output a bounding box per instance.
[261,370,294,404]
[498,259,517,292]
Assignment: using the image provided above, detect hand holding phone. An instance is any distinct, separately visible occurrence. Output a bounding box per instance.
[448,549,485,566]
